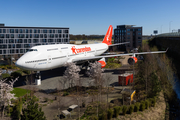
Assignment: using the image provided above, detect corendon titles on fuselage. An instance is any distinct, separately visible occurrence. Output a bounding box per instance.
[71,46,91,54]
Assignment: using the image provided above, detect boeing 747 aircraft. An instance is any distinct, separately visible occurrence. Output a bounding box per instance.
[15,25,167,72]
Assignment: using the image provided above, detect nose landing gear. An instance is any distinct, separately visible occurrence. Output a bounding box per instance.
[35,71,41,85]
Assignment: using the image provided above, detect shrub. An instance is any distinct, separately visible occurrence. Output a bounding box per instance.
[129,105,134,114]
[152,97,156,107]
[114,106,121,118]
[99,111,107,120]
[11,70,22,78]
[145,100,150,109]
[2,73,10,79]
[140,101,145,111]
[88,115,98,120]
[134,102,140,112]
[122,105,128,115]
[63,91,69,96]
[148,98,153,107]
[22,70,30,75]
[107,108,113,119]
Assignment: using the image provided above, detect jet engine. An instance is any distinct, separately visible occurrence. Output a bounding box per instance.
[128,57,138,65]
[98,57,106,68]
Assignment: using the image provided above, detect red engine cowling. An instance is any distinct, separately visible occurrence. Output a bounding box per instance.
[128,57,138,65]
[98,60,106,68]
[98,58,106,68]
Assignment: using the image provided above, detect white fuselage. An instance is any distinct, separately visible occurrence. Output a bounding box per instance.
[15,43,108,71]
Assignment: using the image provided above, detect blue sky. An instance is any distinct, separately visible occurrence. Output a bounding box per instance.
[0,0,180,35]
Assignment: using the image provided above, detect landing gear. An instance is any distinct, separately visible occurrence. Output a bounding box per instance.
[35,71,41,85]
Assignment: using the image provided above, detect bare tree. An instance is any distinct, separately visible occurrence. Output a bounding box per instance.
[63,63,80,88]
[87,61,104,117]
[0,78,18,119]
[103,73,113,108]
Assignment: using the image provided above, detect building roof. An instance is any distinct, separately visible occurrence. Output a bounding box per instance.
[0,24,69,29]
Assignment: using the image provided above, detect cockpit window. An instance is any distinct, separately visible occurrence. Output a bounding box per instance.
[28,49,38,52]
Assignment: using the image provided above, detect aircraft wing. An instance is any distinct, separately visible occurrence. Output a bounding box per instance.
[109,42,130,46]
[72,49,167,62]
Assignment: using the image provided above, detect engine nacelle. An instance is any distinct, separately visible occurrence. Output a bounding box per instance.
[128,57,138,65]
[98,57,106,68]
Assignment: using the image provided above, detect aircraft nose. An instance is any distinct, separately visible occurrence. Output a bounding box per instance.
[15,58,24,68]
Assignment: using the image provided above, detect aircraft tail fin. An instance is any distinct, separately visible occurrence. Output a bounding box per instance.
[102,25,113,45]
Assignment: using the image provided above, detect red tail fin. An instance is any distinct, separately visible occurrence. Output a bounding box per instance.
[102,25,113,45]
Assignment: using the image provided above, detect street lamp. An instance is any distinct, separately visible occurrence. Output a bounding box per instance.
[169,21,172,33]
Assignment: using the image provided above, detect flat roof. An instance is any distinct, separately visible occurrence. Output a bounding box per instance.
[0,24,69,29]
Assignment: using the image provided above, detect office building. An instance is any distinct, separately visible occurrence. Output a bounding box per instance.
[0,24,69,56]
[114,25,142,52]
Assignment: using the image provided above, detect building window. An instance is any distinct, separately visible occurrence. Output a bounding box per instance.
[25,34,28,38]
[138,40,141,43]
[26,29,28,33]
[138,29,141,31]
[3,50,6,54]
[127,33,130,35]
[57,39,61,42]
[0,39,3,43]
[24,39,27,43]
[18,34,24,38]
[11,34,14,38]
[20,29,23,33]
[43,30,47,33]
[15,29,18,33]
[34,34,39,38]
[55,34,58,38]
[58,30,61,33]
[44,34,47,38]
[9,39,14,43]
[66,34,68,38]
[38,29,40,33]
[48,39,53,42]
[28,39,31,43]
[30,34,32,38]
[34,29,37,33]
[127,29,130,31]
[42,39,47,42]
[64,30,68,33]
[59,34,61,38]
[50,34,54,38]
[24,44,31,48]
[33,39,38,43]
[16,44,21,48]
[49,30,52,33]
[3,29,6,33]
[138,37,141,39]
[0,29,1,33]
[16,49,19,53]
[40,34,43,38]
[138,33,141,35]
[20,49,23,53]
[10,29,14,33]
[8,44,11,48]
[30,29,32,33]
[0,34,4,38]
[53,30,55,33]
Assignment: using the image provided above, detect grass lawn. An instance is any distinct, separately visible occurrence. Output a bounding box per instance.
[11,88,30,98]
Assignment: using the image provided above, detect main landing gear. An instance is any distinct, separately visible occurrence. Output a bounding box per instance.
[35,71,41,85]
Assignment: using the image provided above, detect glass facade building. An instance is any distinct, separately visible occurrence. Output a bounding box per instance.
[114,25,142,52]
[0,24,69,55]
